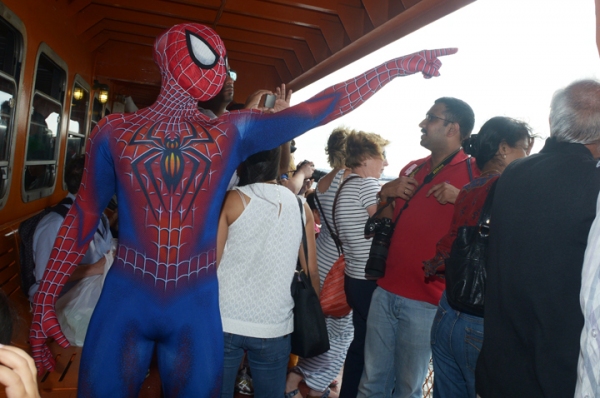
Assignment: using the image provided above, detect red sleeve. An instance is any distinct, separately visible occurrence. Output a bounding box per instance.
[423,174,499,276]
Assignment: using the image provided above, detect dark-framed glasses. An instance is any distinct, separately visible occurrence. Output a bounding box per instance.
[426,114,455,124]
[227,69,237,81]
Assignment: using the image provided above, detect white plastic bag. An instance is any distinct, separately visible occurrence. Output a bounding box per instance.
[55,251,114,346]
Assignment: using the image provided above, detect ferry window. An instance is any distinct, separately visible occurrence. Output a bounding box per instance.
[64,82,89,184]
[0,18,20,79]
[0,14,22,206]
[0,80,15,163]
[24,51,66,199]
[90,96,103,132]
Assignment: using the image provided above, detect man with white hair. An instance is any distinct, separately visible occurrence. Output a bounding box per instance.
[475,79,600,397]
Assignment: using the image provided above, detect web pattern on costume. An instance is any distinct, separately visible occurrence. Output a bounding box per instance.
[30,20,456,376]
[318,49,451,125]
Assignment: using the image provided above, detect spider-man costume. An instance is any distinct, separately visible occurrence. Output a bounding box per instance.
[29,23,456,397]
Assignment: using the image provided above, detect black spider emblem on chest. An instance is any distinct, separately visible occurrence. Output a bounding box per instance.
[129,121,214,221]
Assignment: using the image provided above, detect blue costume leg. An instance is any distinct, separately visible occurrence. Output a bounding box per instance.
[155,277,223,397]
[79,269,223,398]
[78,271,155,397]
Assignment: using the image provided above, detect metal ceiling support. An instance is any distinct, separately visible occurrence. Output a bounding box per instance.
[362,0,389,27]
[288,0,476,92]
[214,0,228,27]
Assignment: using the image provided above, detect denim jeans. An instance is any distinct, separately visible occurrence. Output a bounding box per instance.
[220,332,291,398]
[339,275,378,398]
[358,287,438,398]
[430,292,484,398]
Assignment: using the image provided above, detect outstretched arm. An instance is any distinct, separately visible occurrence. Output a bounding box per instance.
[232,48,457,157]
[29,117,117,372]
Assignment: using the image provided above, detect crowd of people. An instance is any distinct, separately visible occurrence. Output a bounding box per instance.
[210,78,600,398]
[3,51,600,398]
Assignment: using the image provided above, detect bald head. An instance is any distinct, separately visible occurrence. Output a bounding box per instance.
[550,79,600,144]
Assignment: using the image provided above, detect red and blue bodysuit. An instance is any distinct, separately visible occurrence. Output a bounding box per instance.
[29,22,456,397]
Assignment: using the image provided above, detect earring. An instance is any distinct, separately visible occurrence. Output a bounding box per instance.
[503,154,507,159]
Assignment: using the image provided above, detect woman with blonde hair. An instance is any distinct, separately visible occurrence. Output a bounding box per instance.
[286,129,390,398]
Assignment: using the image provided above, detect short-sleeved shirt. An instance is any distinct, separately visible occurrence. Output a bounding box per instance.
[378,150,478,305]
[335,173,381,280]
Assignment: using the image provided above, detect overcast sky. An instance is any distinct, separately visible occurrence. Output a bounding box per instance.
[291,0,600,177]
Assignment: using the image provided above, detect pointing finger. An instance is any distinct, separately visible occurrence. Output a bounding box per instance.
[431,48,458,57]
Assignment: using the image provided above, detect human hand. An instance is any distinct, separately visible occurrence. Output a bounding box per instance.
[29,294,69,372]
[426,182,459,204]
[399,48,458,79]
[0,345,40,398]
[299,178,313,196]
[244,89,272,110]
[272,84,292,113]
[294,161,315,179]
[380,176,418,201]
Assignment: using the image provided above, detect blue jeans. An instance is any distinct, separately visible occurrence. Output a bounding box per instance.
[358,287,438,398]
[220,332,291,398]
[430,292,484,398]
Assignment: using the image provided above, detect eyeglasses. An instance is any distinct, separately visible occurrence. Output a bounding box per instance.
[425,114,455,124]
[227,69,237,82]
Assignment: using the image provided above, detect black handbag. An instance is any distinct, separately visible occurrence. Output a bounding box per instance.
[290,198,330,358]
[445,179,498,317]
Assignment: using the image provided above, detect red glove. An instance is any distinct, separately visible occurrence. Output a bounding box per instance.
[400,48,458,79]
[29,291,70,373]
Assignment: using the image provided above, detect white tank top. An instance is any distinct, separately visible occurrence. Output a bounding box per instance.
[218,183,306,338]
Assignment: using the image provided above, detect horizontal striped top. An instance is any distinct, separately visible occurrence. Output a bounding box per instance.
[334,173,380,280]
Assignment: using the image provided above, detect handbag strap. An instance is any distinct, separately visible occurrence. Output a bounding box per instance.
[296,197,310,282]
[330,175,359,255]
[476,178,499,231]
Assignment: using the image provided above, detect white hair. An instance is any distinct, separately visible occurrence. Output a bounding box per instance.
[549,79,600,144]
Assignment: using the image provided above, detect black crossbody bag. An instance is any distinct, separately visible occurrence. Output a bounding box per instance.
[444,179,498,317]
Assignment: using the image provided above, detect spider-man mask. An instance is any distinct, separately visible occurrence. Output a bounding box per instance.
[154,23,227,101]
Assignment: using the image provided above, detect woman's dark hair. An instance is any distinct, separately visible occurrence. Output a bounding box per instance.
[462,116,533,170]
[306,191,317,211]
[238,146,282,186]
[0,289,16,345]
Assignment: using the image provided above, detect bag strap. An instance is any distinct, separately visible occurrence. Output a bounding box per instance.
[296,198,310,282]
[369,149,461,225]
[313,188,334,243]
[330,175,359,255]
[391,149,461,225]
[476,179,499,230]
[466,157,474,182]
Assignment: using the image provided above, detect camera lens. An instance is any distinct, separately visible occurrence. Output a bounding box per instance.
[365,217,394,279]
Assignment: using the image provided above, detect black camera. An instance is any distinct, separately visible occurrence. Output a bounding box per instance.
[364,217,395,279]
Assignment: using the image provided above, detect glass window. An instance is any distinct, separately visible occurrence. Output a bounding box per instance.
[0,80,15,162]
[27,94,61,161]
[24,51,66,198]
[0,14,21,205]
[90,96,103,133]
[64,82,89,185]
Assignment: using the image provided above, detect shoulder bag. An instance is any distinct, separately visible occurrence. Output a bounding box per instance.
[291,198,330,358]
[445,179,498,317]
[315,175,358,317]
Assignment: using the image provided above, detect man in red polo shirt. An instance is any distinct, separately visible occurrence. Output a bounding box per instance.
[357,97,479,398]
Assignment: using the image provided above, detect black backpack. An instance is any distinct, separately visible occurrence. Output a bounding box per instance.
[18,197,73,296]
